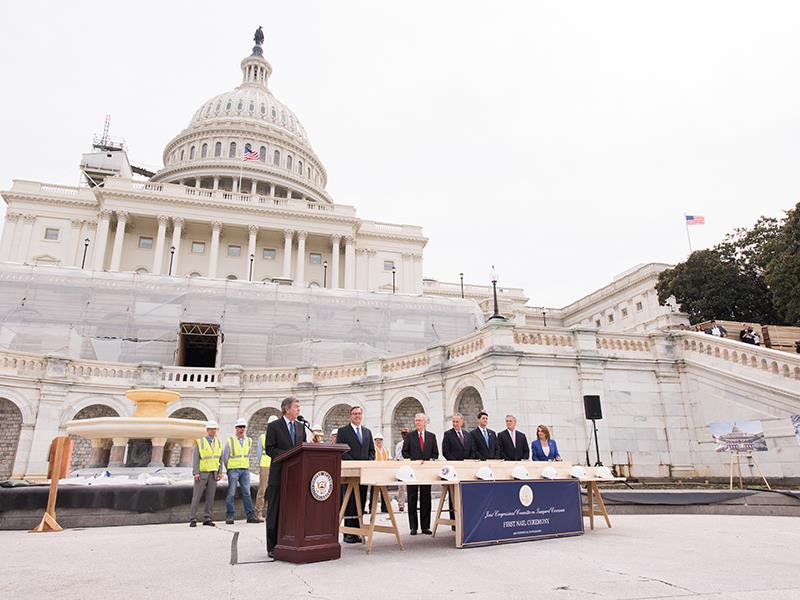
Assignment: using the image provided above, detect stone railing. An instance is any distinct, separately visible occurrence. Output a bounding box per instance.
[314,364,367,381]
[0,352,47,376]
[359,220,425,239]
[106,178,357,218]
[240,368,298,385]
[677,331,800,381]
[382,351,431,373]
[513,327,575,349]
[162,366,221,387]
[596,334,653,353]
[446,332,486,360]
[9,180,96,202]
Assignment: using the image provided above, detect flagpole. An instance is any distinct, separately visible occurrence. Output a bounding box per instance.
[684,213,693,254]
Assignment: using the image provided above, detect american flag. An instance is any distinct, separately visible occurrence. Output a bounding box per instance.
[685,214,705,225]
[243,144,260,161]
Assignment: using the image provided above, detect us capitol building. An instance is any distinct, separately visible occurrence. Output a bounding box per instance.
[0,30,798,482]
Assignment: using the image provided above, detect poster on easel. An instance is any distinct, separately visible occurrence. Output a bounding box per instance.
[791,415,800,445]
[708,421,768,452]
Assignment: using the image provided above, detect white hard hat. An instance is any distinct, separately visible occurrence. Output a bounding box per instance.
[205,420,219,429]
[541,465,559,480]
[439,465,458,481]
[312,423,323,433]
[267,415,279,424]
[512,465,530,480]
[235,418,247,428]
[476,465,494,481]
[595,466,613,479]
[374,431,384,440]
[330,429,338,436]
[396,465,416,482]
[569,465,588,479]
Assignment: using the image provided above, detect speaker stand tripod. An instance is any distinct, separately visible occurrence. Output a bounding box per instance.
[589,418,603,466]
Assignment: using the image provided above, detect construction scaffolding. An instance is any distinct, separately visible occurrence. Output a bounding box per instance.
[0,264,484,367]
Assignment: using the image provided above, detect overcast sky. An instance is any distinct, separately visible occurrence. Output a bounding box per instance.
[1,1,798,306]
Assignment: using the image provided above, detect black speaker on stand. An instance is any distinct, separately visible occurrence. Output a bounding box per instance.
[583,395,603,466]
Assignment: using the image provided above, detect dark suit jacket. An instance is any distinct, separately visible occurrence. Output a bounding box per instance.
[497,429,530,461]
[336,424,375,461]
[441,428,474,461]
[402,430,439,461]
[264,417,306,486]
[470,427,498,460]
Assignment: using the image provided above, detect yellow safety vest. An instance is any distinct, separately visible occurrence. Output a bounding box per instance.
[260,433,272,468]
[226,435,252,470]
[196,436,222,472]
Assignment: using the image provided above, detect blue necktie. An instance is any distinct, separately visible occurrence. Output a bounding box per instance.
[483,429,489,447]
[356,427,362,445]
[289,421,295,444]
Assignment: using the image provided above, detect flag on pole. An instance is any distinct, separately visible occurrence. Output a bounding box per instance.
[685,215,705,225]
[243,144,260,161]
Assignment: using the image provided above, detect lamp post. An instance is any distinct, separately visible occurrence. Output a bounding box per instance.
[168,246,175,276]
[542,308,548,327]
[249,253,255,281]
[323,260,328,288]
[392,265,396,293]
[459,272,464,299]
[489,265,503,320]
[81,238,90,269]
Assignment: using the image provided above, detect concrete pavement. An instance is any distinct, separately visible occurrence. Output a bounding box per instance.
[2,515,798,599]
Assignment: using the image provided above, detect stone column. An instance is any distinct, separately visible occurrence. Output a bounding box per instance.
[294,230,307,287]
[412,253,423,294]
[208,221,222,279]
[152,215,168,274]
[109,210,128,271]
[195,177,201,188]
[282,229,294,279]
[250,180,257,195]
[15,215,36,262]
[169,217,183,276]
[247,225,258,280]
[88,439,107,468]
[12,424,35,479]
[343,235,355,289]
[179,440,195,468]
[108,437,129,468]
[268,183,274,197]
[92,209,112,271]
[366,249,376,291]
[330,234,341,289]
[148,437,167,467]
[0,212,20,262]
[67,219,83,267]
[213,177,219,190]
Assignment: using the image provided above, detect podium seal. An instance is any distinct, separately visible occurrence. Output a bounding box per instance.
[310,471,334,501]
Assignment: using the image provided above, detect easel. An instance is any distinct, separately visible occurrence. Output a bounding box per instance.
[728,451,771,490]
[31,436,73,533]
[339,477,404,554]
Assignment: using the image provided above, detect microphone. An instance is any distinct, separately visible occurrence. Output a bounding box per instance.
[296,414,314,433]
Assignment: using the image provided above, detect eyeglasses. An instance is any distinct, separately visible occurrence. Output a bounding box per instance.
[235,425,246,429]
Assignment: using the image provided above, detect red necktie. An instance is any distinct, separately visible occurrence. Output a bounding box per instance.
[419,432,424,451]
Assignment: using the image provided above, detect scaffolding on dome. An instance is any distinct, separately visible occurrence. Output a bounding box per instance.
[0,264,484,367]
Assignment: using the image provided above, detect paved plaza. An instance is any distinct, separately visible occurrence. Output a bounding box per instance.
[2,514,798,599]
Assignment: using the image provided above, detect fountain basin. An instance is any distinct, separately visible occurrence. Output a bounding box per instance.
[65,417,207,441]
[125,389,181,418]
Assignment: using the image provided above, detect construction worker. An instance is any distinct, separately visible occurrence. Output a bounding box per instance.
[222,417,261,524]
[368,431,390,513]
[255,415,278,520]
[190,420,223,527]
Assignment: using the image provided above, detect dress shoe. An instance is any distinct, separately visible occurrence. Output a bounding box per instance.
[410,530,418,536]
[202,520,215,527]
[422,529,432,535]
[189,520,197,528]
[246,517,263,524]
[451,526,456,531]
[267,550,275,559]
[343,534,359,543]
[225,518,234,525]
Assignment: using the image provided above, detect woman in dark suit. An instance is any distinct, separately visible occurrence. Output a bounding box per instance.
[530,424,561,461]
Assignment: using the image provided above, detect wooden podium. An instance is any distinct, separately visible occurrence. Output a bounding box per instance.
[274,442,349,563]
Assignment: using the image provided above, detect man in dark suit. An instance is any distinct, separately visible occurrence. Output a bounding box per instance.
[402,412,438,535]
[497,414,529,461]
[264,396,306,559]
[441,412,473,528]
[470,410,498,460]
[336,405,374,543]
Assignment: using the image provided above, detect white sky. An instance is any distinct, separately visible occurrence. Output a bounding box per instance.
[1,1,798,306]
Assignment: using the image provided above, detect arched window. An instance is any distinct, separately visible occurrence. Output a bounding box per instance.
[260,103,266,114]
[259,146,266,162]
[225,100,232,111]
[307,166,311,178]
[281,110,286,124]
[180,149,184,161]
[226,274,238,281]
[229,142,237,158]
[273,149,280,166]
[189,146,195,160]
[286,155,293,170]
[215,101,221,112]
[189,272,201,278]
[271,108,277,120]
[135,267,149,275]
[214,142,222,157]
[237,100,243,110]
[201,143,208,158]
[298,160,303,174]
[249,101,255,112]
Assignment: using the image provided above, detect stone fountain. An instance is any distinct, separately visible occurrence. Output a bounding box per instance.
[66,389,207,476]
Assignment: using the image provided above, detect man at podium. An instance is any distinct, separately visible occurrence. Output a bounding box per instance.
[264,396,306,559]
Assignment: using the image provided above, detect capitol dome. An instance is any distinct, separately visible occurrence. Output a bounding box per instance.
[151,30,331,204]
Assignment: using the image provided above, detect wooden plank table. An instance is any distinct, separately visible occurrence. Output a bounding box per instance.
[580,477,626,529]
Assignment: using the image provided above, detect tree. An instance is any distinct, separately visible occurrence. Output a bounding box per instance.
[656,249,779,324]
[764,203,800,325]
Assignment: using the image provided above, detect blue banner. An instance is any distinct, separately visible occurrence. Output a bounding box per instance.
[460,479,584,547]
